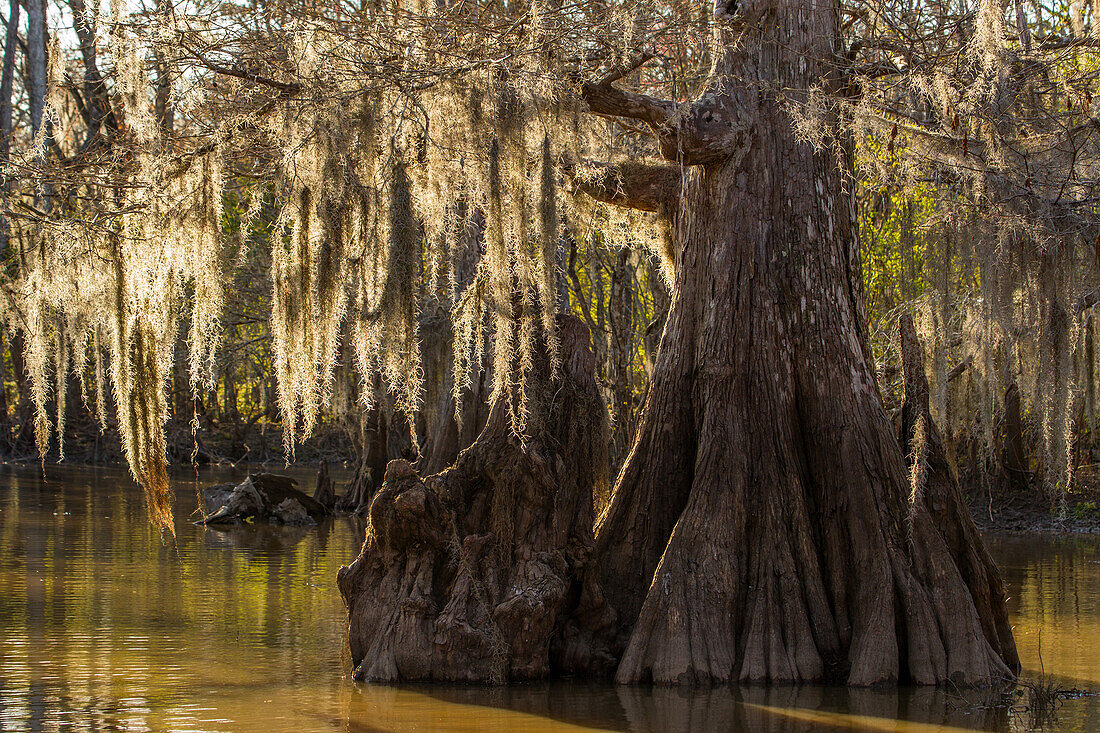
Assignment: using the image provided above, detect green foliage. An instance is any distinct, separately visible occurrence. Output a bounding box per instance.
[1070,500,1098,520]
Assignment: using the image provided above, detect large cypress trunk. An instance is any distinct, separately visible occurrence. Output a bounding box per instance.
[590,0,1020,686]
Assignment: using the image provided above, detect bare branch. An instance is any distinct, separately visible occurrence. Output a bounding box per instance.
[181,43,303,95]
[581,80,753,166]
[947,356,973,383]
[596,52,656,87]
[561,156,682,214]
[580,81,675,129]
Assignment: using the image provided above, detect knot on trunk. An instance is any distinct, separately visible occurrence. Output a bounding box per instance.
[365,459,449,552]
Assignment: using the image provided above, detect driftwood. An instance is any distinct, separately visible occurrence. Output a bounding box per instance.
[199,473,329,525]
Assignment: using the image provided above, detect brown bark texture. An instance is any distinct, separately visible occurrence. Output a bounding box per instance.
[585,0,1020,686]
[336,396,391,514]
[337,315,616,682]
[898,316,1021,679]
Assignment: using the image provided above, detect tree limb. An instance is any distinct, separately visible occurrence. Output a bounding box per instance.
[560,155,682,214]
[581,81,753,166]
[580,81,675,129]
[181,42,303,95]
[67,0,119,151]
[1077,288,1100,313]
[947,356,973,383]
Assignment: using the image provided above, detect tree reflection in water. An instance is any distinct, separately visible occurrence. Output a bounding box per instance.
[0,465,1096,732]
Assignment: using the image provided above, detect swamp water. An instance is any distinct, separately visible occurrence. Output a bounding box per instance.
[0,465,1097,732]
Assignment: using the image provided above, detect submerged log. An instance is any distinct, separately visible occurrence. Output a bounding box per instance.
[199,472,329,525]
[337,315,618,682]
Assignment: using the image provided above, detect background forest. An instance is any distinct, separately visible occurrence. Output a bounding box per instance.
[3,0,1100,525]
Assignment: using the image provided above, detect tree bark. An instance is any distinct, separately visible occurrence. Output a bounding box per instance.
[26,0,46,134]
[898,315,1020,678]
[337,315,616,682]
[337,387,391,514]
[1,0,19,306]
[1002,381,1030,494]
[587,0,1019,686]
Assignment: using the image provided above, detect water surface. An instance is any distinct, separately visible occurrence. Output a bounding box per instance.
[0,465,1097,731]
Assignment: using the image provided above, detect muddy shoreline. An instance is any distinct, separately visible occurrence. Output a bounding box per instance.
[970,495,1100,536]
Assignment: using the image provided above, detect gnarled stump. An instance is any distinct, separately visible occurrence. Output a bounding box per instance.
[337,315,616,682]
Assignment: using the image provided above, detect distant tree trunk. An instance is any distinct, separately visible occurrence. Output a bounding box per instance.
[1087,320,1096,461]
[0,331,8,434]
[207,386,222,424]
[153,0,173,137]
[1002,382,1029,494]
[337,375,391,513]
[642,256,669,379]
[582,0,1019,685]
[1,0,20,279]
[223,367,238,420]
[1,0,20,451]
[0,0,18,165]
[607,248,634,467]
[313,461,335,510]
[6,330,34,452]
[26,0,46,134]
[338,315,614,682]
[171,345,192,424]
[264,376,279,421]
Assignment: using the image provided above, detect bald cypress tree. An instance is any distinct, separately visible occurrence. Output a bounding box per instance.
[9,0,1069,685]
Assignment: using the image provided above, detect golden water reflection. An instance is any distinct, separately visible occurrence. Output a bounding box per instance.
[0,465,1097,732]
